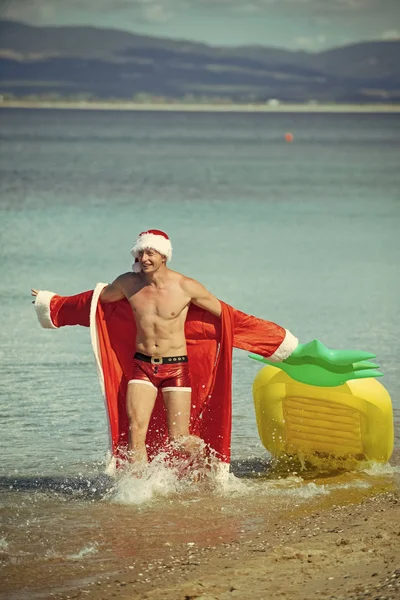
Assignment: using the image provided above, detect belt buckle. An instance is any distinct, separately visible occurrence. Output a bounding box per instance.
[151,355,163,365]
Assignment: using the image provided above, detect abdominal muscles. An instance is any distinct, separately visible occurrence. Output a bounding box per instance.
[135,308,189,356]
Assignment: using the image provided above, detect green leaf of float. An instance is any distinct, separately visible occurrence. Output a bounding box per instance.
[249,356,383,387]
[353,369,384,380]
[248,339,383,387]
[352,361,380,371]
[249,353,271,364]
[288,339,376,365]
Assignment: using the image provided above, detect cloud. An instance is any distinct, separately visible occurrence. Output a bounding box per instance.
[0,0,181,23]
[293,34,328,50]
[1,0,398,30]
[1,0,57,21]
[380,29,400,40]
[185,0,398,14]
[231,0,400,21]
[2,0,399,19]
[142,4,173,22]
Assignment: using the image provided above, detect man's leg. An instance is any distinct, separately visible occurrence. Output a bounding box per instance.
[162,389,203,455]
[126,381,158,463]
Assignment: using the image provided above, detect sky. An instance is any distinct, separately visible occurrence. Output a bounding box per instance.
[1,0,399,51]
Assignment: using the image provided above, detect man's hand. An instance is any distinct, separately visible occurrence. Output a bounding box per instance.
[31,288,39,303]
[249,339,383,387]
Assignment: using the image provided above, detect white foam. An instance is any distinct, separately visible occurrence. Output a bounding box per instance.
[254,476,372,499]
[0,537,9,551]
[362,461,400,476]
[212,471,250,496]
[263,480,329,498]
[330,479,371,490]
[110,456,183,505]
[108,463,348,505]
[108,447,248,505]
[105,447,394,506]
[67,544,98,560]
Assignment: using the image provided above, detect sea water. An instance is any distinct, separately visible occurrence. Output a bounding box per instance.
[0,108,399,596]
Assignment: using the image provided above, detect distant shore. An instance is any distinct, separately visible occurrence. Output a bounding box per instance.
[1,100,400,113]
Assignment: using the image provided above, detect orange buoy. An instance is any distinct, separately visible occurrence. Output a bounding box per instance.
[285,132,294,142]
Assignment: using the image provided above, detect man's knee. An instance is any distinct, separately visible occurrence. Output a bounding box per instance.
[128,414,146,430]
[127,413,150,441]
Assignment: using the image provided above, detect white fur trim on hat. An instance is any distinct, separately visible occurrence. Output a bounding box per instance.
[268,329,299,362]
[132,259,141,273]
[130,231,172,272]
[34,291,58,329]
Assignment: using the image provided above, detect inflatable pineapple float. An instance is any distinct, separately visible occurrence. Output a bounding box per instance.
[250,340,393,465]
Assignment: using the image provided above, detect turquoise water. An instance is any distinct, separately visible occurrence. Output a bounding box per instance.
[1,108,400,598]
[0,108,399,476]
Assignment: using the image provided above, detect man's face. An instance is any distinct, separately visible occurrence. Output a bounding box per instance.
[139,248,165,273]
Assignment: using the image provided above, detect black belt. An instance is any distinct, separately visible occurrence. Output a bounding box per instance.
[134,352,188,365]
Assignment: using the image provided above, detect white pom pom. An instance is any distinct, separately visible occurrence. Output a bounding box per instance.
[132,261,141,273]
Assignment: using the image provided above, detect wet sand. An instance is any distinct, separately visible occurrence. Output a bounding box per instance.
[2,470,399,600]
[59,492,400,600]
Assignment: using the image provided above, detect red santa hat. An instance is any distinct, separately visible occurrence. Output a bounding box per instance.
[131,229,172,273]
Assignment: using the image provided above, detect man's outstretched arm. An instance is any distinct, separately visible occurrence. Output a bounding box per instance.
[182,278,222,318]
[31,287,96,328]
[99,274,127,303]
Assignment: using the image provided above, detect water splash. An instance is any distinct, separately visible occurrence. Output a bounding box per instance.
[329,479,371,490]
[362,461,400,476]
[107,443,248,505]
[277,481,330,498]
[109,456,184,505]
[0,537,9,552]
[106,453,349,505]
[67,544,99,560]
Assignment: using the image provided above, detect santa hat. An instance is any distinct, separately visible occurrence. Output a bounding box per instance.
[131,229,172,273]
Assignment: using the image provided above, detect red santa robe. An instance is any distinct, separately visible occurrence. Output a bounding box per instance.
[34,283,298,473]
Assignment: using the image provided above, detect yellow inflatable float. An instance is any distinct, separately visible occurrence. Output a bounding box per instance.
[250,340,394,465]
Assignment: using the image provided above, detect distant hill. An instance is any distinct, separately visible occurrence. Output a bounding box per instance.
[0,20,399,103]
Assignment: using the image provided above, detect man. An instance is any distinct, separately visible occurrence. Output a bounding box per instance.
[99,229,222,464]
[32,229,299,473]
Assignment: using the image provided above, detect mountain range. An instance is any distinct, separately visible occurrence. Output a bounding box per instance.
[0,20,399,103]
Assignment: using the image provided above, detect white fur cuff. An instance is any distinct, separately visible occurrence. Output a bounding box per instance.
[34,291,58,329]
[269,329,299,362]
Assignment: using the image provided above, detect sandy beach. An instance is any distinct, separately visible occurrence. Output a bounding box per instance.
[57,492,400,600]
[3,469,399,600]
[1,100,400,113]
[51,493,399,600]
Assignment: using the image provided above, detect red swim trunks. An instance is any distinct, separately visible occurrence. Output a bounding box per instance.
[128,352,191,393]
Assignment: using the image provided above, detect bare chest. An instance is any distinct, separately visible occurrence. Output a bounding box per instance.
[128,285,189,320]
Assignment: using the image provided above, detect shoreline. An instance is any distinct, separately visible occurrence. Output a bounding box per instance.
[1,100,400,113]
[49,489,400,600]
[5,483,398,600]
